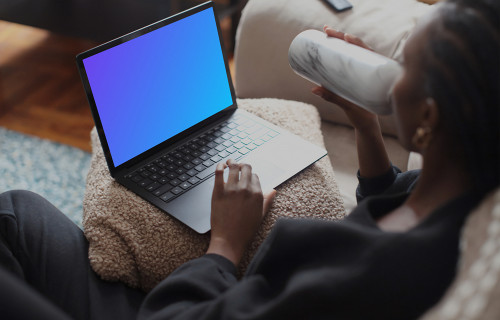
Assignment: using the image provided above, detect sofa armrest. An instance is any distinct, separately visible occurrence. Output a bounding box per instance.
[234,0,433,136]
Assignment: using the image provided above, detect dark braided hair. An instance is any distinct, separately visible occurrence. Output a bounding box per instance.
[422,0,499,195]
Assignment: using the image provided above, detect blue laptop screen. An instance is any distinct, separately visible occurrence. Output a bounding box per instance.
[82,7,233,167]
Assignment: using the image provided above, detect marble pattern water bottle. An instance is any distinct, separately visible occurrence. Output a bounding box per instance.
[288,29,402,115]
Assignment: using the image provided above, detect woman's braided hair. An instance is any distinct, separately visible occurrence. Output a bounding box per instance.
[423,0,499,195]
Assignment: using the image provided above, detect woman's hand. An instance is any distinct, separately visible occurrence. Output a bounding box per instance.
[207,159,276,266]
[311,26,379,133]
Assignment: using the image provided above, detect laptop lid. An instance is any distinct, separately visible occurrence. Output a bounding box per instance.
[76,1,236,177]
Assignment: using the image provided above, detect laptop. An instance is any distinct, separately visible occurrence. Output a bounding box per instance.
[76,1,327,233]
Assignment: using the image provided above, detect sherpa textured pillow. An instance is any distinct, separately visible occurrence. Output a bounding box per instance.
[83,98,346,291]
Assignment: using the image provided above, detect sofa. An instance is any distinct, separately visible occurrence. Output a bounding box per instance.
[232,0,500,319]
[233,0,433,212]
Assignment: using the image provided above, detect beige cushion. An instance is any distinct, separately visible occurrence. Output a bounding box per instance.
[83,98,345,291]
[421,188,500,320]
[235,0,434,136]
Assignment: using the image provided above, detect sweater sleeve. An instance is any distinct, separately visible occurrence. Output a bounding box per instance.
[356,165,420,203]
[138,254,240,320]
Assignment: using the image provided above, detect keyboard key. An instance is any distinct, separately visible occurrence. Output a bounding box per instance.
[227,146,237,153]
[175,168,186,175]
[184,163,194,170]
[222,141,233,147]
[207,149,218,156]
[159,177,169,184]
[150,174,161,181]
[239,147,250,155]
[215,144,226,152]
[197,165,217,179]
[230,136,240,143]
[188,176,200,185]
[199,146,210,153]
[174,159,184,167]
[170,179,181,187]
[200,153,211,161]
[148,165,159,173]
[221,133,232,140]
[160,192,175,202]
[247,143,258,150]
[139,179,153,187]
[245,126,260,134]
[207,142,217,148]
[179,181,191,190]
[194,164,206,172]
[249,127,267,140]
[192,158,202,165]
[241,138,252,145]
[268,130,279,137]
[166,164,176,171]
[220,127,231,133]
[187,169,198,177]
[178,174,190,182]
[234,142,244,149]
[166,172,177,180]
[146,182,161,191]
[237,132,248,139]
[211,155,222,162]
[261,134,272,142]
[154,184,173,196]
[203,159,215,167]
[214,137,224,144]
[131,175,143,182]
[141,171,152,178]
[254,139,265,146]
[218,150,229,158]
[171,187,183,195]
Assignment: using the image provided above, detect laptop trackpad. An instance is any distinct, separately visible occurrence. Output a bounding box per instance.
[238,154,287,193]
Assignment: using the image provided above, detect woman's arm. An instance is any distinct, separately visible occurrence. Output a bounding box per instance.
[312,27,391,179]
[138,159,277,319]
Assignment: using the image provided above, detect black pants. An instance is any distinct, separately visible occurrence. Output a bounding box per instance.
[0,190,146,319]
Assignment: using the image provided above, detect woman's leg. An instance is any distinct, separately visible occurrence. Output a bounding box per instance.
[0,190,146,320]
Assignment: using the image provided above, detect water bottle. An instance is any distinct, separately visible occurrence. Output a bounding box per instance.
[288,29,402,115]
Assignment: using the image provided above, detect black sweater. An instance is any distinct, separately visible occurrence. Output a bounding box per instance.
[137,167,480,320]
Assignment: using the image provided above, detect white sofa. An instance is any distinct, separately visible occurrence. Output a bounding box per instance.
[233,0,433,211]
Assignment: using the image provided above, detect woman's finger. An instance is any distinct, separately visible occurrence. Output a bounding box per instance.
[324,26,345,40]
[213,162,226,197]
[239,163,253,188]
[344,33,373,51]
[226,159,240,184]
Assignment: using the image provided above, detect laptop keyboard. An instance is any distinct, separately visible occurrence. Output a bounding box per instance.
[125,114,279,203]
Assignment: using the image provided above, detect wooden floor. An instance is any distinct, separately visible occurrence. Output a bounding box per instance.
[0,19,234,152]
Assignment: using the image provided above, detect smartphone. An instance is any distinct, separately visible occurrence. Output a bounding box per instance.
[322,0,353,12]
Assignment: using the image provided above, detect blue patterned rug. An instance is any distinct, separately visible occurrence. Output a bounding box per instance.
[0,127,91,228]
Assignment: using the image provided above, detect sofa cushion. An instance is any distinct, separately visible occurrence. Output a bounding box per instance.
[83,98,345,291]
[421,188,500,320]
[234,0,434,135]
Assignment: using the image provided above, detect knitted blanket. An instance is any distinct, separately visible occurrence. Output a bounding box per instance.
[83,98,346,291]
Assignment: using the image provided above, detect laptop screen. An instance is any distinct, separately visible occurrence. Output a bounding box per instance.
[82,7,233,167]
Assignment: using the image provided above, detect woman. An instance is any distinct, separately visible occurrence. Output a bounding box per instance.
[136,0,499,318]
[0,0,498,319]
